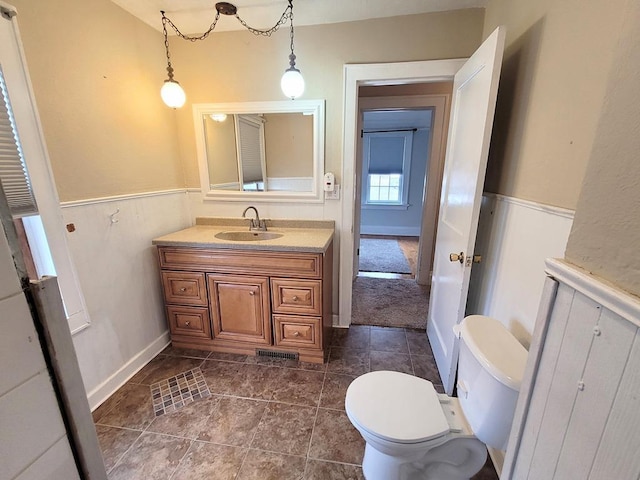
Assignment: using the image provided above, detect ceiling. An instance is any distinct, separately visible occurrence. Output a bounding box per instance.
[110,0,487,35]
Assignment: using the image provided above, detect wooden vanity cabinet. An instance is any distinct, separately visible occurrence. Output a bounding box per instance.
[157,243,333,363]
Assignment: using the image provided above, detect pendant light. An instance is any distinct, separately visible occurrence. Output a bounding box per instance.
[160,12,186,108]
[280,0,305,99]
[160,1,304,108]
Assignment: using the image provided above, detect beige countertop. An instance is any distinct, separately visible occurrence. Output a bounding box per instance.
[152,217,335,253]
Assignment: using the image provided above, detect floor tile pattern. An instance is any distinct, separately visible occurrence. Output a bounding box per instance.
[150,368,211,417]
[94,326,498,479]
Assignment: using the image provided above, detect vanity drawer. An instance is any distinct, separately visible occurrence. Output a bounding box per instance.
[166,305,212,339]
[161,271,207,306]
[273,315,321,349]
[271,278,322,316]
[158,247,322,278]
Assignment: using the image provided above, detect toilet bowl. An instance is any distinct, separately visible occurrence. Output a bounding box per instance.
[345,315,528,480]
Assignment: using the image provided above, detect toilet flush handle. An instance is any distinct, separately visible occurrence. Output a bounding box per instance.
[457,380,469,399]
[452,324,462,338]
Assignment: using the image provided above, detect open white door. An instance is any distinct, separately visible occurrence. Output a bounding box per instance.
[427,27,506,394]
[352,109,364,279]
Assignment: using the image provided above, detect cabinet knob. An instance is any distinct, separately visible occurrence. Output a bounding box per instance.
[292,331,300,337]
[185,321,190,327]
[249,291,255,296]
[292,295,298,301]
[180,287,187,292]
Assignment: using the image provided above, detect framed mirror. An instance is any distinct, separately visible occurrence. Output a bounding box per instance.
[193,100,325,202]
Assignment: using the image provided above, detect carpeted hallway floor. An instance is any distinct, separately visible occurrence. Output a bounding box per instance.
[354,236,429,329]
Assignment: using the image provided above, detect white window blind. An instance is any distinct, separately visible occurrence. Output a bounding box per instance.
[367,135,406,174]
[236,115,265,184]
[362,130,413,207]
[0,69,37,217]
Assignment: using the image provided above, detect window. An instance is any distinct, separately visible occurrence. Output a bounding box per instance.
[1,12,90,334]
[368,173,401,203]
[362,131,413,208]
[0,67,37,217]
[0,67,58,286]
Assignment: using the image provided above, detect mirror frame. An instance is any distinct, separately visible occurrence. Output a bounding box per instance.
[193,100,325,203]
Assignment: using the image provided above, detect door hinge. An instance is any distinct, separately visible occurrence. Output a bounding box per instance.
[360,129,363,138]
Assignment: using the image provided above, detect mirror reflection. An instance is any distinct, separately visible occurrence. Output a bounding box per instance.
[204,112,313,192]
[194,100,324,202]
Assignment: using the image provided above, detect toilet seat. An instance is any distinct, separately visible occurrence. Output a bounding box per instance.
[345,371,450,444]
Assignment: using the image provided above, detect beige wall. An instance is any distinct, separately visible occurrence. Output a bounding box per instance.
[565,0,640,297]
[482,0,627,209]
[204,116,238,186]
[12,4,483,201]
[484,0,640,296]
[171,9,485,189]
[11,0,183,202]
[265,113,313,178]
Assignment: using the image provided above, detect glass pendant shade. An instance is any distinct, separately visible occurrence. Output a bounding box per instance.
[161,79,186,108]
[281,68,305,99]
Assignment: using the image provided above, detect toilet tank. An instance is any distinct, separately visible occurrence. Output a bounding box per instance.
[457,315,528,450]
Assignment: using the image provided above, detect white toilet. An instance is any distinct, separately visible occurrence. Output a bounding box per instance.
[345,315,528,480]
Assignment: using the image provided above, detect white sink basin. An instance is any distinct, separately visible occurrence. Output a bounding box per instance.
[214,230,283,242]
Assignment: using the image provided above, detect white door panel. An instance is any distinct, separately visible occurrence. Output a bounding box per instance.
[428,27,506,394]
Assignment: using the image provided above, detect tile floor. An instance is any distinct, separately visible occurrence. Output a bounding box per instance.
[93,325,499,479]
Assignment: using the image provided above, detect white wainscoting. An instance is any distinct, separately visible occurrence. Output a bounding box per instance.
[503,259,640,479]
[467,194,574,347]
[60,190,192,408]
[266,176,313,192]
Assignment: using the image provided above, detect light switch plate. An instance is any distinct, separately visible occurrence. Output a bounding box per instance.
[325,184,340,200]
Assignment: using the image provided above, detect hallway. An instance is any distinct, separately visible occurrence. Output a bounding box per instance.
[353,236,429,329]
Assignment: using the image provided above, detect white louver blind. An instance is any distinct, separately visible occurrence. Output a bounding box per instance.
[0,69,37,217]
[236,115,264,184]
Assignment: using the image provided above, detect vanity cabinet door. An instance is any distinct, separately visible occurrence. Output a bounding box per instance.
[208,274,271,345]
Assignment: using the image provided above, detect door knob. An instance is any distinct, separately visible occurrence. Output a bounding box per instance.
[449,252,464,263]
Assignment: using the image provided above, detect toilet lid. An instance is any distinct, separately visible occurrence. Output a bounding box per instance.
[345,371,450,444]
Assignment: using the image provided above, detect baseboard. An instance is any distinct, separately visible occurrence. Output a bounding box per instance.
[332,314,341,327]
[87,331,170,411]
[360,226,420,236]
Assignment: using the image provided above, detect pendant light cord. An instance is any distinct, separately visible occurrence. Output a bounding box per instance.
[288,0,297,69]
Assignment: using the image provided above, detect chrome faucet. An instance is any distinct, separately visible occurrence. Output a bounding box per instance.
[242,206,267,231]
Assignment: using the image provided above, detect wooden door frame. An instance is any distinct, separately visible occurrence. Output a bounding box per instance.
[339,59,465,327]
